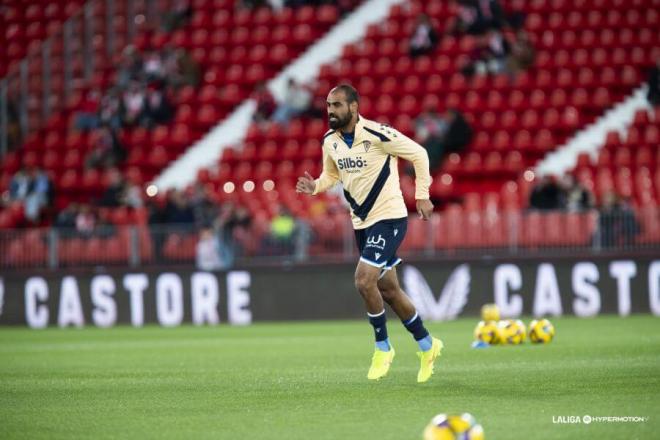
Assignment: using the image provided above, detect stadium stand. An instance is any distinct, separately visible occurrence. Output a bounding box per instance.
[2,0,87,78]
[0,0,658,268]
[1,1,355,228]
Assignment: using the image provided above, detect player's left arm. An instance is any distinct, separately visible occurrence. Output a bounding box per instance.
[379,127,434,220]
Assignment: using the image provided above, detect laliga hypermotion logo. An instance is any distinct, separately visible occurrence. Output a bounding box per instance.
[402,264,471,321]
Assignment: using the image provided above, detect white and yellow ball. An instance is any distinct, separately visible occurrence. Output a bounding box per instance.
[473,320,501,345]
[498,319,526,345]
[528,319,555,343]
[423,413,484,440]
[480,304,500,322]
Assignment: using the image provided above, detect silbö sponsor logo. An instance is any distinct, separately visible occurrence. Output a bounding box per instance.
[337,156,367,171]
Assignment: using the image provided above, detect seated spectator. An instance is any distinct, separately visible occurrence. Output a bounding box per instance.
[409,14,439,58]
[561,174,592,212]
[9,167,31,201]
[165,48,201,90]
[55,203,79,231]
[190,183,218,228]
[74,89,101,131]
[647,57,660,107]
[143,50,166,82]
[98,90,122,129]
[9,167,52,222]
[461,29,511,77]
[6,98,21,149]
[506,30,535,75]
[120,82,146,126]
[215,202,252,262]
[529,176,563,210]
[596,192,641,248]
[85,127,126,169]
[162,0,192,32]
[252,82,277,124]
[24,167,51,222]
[116,46,143,89]
[122,179,144,209]
[143,84,173,127]
[196,227,228,271]
[265,205,296,254]
[449,0,504,36]
[164,189,195,225]
[241,0,270,7]
[415,108,473,171]
[99,169,126,207]
[75,204,97,237]
[272,78,312,125]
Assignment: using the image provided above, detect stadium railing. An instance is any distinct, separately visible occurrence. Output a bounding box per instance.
[1,207,658,270]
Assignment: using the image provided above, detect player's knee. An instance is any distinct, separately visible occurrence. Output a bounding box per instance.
[377,276,397,300]
[379,285,397,304]
[354,270,377,293]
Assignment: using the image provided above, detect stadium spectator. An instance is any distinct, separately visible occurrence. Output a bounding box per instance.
[190,183,218,228]
[596,192,640,248]
[239,0,270,8]
[449,0,504,36]
[264,205,296,254]
[461,29,511,77]
[163,189,195,225]
[162,0,192,32]
[9,167,30,201]
[122,179,144,209]
[54,203,79,231]
[529,176,563,210]
[272,78,312,125]
[73,89,101,131]
[408,14,439,58]
[252,82,277,124]
[561,174,593,212]
[99,169,126,207]
[215,202,252,262]
[506,30,535,75]
[120,81,147,126]
[9,167,52,222]
[75,204,97,237]
[116,46,143,89]
[165,48,201,90]
[143,84,174,127]
[85,127,126,169]
[415,108,473,171]
[647,57,660,107]
[196,227,228,271]
[98,91,122,129]
[143,50,166,82]
[6,98,21,149]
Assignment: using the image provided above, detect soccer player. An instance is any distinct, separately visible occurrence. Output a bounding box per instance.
[295,84,443,382]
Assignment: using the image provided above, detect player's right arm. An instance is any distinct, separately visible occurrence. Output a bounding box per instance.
[296,145,340,195]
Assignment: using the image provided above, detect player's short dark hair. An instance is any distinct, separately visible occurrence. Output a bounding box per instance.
[333,84,359,104]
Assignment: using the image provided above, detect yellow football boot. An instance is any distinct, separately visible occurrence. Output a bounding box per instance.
[417,338,443,383]
[367,347,395,380]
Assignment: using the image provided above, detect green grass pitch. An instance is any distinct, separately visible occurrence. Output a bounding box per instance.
[1,316,659,439]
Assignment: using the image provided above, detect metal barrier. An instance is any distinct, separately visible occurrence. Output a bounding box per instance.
[0,0,171,156]
[1,207,658,270]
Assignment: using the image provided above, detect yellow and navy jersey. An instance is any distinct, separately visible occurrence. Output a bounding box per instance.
[312,115,431,230]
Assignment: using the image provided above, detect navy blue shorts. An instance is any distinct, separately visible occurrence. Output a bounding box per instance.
[354,217,407,272]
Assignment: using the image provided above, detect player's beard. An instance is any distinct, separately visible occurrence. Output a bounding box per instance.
[328,109,353,130]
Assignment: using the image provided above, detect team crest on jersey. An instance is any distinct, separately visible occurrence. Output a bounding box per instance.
[363,140,371,153]
[333,142,338,150]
